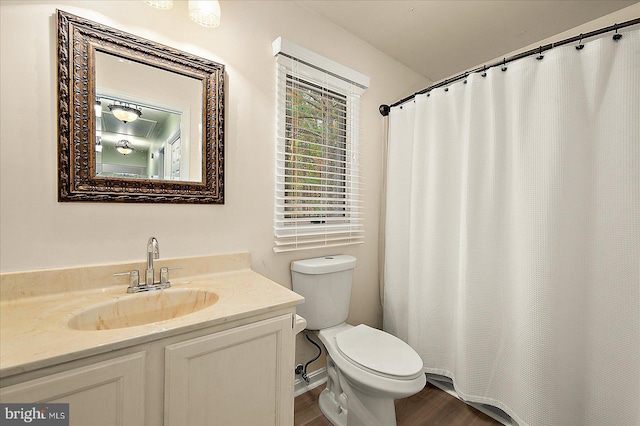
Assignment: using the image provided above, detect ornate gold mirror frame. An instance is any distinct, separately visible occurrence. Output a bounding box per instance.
[57,10,224,203]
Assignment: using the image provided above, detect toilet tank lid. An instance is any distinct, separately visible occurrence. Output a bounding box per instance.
[291,255,356,274]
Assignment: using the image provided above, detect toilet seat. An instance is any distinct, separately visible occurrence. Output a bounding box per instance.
[336,324,423,379]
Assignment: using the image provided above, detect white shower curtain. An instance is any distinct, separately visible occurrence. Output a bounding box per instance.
[384,29,639,426]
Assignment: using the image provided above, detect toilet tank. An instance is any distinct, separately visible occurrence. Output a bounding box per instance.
[291,255,357,330]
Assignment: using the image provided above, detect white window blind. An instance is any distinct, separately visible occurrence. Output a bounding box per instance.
[273,38,369,253]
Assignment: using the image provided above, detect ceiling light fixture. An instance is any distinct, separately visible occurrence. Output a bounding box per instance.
[188,0,221,28]
[108,102,142,124]
[144,0,220,28]
[144,0,173,9]
[115,140,135,155]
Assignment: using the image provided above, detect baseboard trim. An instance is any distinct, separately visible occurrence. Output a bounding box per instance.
[294,368,327,397]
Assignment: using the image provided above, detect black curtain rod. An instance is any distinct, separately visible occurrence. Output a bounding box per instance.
[379,17,640,116]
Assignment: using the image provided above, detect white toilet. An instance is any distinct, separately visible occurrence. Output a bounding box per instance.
[291,255,426,426]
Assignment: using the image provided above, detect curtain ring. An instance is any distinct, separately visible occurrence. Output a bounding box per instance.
[536,46,544,60]
[463,73,468,84]
[613,24,622,41]
[576,34,584,50]
[501,58,508,72]
[481,66,487,77]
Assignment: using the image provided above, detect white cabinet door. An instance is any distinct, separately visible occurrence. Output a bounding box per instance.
[0,352,145,426]
[165,314,294,426]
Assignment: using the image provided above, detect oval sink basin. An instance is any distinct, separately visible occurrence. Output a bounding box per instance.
[68,288,218,330]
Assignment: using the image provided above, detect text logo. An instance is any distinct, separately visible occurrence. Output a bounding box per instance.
[0,404,68,426]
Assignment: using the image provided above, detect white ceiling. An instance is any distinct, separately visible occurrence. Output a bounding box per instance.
[297,0,637,82]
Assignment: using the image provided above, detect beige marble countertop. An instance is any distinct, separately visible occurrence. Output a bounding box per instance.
[0,253,304,379]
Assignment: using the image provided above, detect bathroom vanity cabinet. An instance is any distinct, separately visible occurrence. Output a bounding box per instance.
[1,312,297,426]
[0,253,304,425]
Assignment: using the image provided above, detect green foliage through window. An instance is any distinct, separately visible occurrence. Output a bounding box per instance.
[285,75,348,223]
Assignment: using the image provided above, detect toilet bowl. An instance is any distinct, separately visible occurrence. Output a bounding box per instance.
[291,255,426,426]
[317,323,426,426]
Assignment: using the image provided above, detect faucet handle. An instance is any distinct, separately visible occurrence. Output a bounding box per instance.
[160,267,181,285]
[113,270,140,288]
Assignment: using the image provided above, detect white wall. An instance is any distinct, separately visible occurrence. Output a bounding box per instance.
[0,0,428,336]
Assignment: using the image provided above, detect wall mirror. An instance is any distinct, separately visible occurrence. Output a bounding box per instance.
[57,10,224,203]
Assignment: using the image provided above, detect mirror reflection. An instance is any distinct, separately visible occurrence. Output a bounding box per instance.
[95,96,184,180]
[94,51,203,182]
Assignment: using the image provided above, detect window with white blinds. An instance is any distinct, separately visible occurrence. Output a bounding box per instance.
[273,38,369,253]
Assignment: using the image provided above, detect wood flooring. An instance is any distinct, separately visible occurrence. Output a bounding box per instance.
[294,381,502,426]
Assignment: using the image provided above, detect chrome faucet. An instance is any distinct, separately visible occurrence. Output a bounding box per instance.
[145,237,159,286]
[114,237,179,293]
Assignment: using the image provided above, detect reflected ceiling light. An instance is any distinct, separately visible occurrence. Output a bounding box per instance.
[188,0,221,28]
[95,136,103,152]
[115,140,135,155]
[108,102,142,124]
[144,0,173,9]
